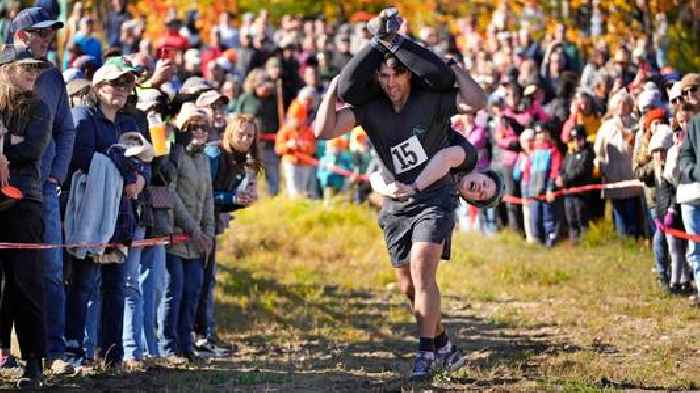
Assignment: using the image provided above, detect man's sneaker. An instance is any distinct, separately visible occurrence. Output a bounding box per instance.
[409,351,435,382]
[435,343,466,373]
[17,358,44,390]
[0,354,19,369]
[64,343,86,371]
[194,337,232,358]
[48,358,75,375]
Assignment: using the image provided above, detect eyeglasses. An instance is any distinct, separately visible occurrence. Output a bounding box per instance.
[682,86,699,96]
[26,28,54,39]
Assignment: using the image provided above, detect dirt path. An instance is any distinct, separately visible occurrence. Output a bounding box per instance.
[0,290,584,392]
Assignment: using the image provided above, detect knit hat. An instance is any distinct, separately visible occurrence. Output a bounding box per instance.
[648,124,673,153]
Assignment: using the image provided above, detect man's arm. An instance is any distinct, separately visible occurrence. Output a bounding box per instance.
[451,62,487,111]
[378,36,456,91]
[314,76,358,140]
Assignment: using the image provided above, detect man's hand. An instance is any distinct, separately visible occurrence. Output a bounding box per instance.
[385,181,414,199]
[235,191,255,206]
[368,8,402,41]
[546,190,556,203]
[148,59,175,88]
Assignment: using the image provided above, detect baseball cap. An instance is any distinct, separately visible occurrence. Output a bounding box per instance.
[176,102,208,130]
[12,6,63,33]
[116,132,155,163]
[637,89,661,113]
[0,44,49,67]
[66,78,91,97]
[180,77,212,95]
[195,90,229,108]
[92,63,136,86]
[136,88,162,112]
[103,56,140,75]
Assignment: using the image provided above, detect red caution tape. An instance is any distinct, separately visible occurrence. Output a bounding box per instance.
[656,223,700,243]
[294,153,370,182]
[503,180,644,205]
[0,234,189,250]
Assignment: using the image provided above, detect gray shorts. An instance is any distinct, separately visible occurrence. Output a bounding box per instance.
[378,188,457,267]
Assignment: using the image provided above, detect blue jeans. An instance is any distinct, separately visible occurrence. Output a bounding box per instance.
[649,209,669,282]
[84,271,101,361]
[195,247,216,340]
[122,227,146,361]
[260,147,280,196]
[142,244,165,357]
[65,261,125,365]
[530,200,556,244]
[43,182,65,359]
[479,207,498,236]
[612,197,641,237]
[161,254,204,355]
[681,204,700,297]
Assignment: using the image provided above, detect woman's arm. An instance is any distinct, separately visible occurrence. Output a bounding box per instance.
[314,76,358,140]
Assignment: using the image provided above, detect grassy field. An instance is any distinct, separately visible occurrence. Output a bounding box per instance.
[4,197,699,392]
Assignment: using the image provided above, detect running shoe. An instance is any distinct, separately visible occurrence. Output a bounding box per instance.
[409,351,435,382]
[435,343,466,373]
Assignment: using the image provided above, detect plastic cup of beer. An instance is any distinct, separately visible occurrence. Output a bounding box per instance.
[148,112,169,156]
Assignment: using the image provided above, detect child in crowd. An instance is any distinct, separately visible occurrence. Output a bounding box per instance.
[348,127,372,203]
[318,136,352,202]
[558,125,594,243]
[527,124,561,247]
[649,124,691,294]
[513,128,535,243]
[275,87,317,198]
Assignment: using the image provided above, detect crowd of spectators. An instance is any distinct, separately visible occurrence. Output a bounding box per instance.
[0,0,698,388]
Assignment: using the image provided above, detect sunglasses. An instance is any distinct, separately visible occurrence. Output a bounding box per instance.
[186,124,209,133]
[671,96,684,105]
[26,28,54,39]
[682,86,699,96]
[18,63,46,73]
[108,76,134,89]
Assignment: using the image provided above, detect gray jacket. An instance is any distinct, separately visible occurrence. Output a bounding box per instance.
[167,144,215,259]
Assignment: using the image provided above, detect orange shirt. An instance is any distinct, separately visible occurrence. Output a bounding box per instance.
[275,125,316,166]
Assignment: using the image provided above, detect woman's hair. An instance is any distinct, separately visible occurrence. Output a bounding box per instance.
[222,113,261,171]
[605,90,634,119]
[243,68,265,94]
[0,63,39,129]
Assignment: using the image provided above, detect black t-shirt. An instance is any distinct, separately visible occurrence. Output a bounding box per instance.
[352,88,458,190]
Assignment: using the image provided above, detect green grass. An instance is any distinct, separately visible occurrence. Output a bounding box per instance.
[215,197,700,389]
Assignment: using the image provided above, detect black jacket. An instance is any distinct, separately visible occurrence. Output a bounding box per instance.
[560,144,594,188]
[2,98,51,202]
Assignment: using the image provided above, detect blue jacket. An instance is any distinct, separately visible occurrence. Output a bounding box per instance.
[69,105,140,180]
[36,67,76,186]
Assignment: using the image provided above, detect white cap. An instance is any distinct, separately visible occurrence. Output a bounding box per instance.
[648,124,673,153]
[669,81,683,102]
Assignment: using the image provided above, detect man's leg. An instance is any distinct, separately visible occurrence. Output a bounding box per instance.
[410,242,442,340]
[43,182,67,368]
[394,264,444,335]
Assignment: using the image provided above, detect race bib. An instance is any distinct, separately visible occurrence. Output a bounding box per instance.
[390,135,428,174]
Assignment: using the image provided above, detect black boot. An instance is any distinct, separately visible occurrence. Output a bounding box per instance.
[17,357,44,390]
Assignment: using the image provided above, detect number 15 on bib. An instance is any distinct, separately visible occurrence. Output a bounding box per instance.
[390,136,428,174]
